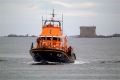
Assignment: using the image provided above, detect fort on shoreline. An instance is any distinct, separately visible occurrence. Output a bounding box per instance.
[74,26,120,38]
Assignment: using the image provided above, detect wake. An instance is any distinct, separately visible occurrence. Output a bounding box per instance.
[23,61,64,65]
[73,60,90,64]
[23,60,90,65]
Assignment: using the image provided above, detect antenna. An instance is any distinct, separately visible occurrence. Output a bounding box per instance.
[46,3,47,20]
[62,14,63,34]
[42,15,43,26]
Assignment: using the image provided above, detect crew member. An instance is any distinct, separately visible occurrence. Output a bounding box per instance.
[36,37,41,44]
[68,46,73,56]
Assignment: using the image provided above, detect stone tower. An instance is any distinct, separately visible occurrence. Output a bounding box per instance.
[79,26,97,37]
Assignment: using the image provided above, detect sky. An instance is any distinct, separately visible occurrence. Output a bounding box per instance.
[0,0,120,36]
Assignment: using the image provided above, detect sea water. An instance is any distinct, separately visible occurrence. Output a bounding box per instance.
[0,37,120,80]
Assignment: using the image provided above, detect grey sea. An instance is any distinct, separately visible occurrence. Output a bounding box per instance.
[0,37,120,80]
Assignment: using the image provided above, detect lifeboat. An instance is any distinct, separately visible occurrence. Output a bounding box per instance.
[29,9,76,63]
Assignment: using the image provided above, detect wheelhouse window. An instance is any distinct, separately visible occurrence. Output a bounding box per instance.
[53,37,62,41]
[41,37,45,40]
[47,37,52,40]
[53,37,57,40]
[40,36,62,41]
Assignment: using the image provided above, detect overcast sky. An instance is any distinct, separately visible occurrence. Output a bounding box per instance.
[0,0,120,36]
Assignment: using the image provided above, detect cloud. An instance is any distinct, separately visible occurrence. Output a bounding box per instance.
[51,1,100,8]
[51,1,72,8]
[63,11,98,17]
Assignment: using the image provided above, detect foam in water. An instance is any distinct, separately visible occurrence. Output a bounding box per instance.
[23,61,40,64]
[74,60,90,64]
[23,60,90,65]
[23,61,64,65]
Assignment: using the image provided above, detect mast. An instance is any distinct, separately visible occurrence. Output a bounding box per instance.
[52,9,54,25]
[50,9,55,20]
[50,9,57,25]
[51,9,63,34]
[52,9,55,18]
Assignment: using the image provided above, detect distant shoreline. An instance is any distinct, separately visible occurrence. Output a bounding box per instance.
[0,36,119,38]
[1,34,120,38]
[3,36,37,37]
[69,35,120,38]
